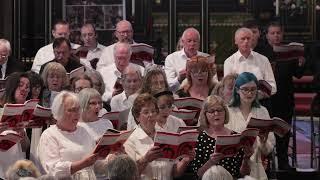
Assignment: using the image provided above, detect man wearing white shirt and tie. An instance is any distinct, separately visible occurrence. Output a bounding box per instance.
[98,42,144,102]
[224,27,277,98]
[31,20,80,73]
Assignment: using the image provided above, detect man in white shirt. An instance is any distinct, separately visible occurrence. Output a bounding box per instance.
[164,28,209,92]
[224,27,277,97]
[98,42,144,102]
[79,23,106,70]
[110,64,142,112]
[97,20,134,71]
[31,20,80,73]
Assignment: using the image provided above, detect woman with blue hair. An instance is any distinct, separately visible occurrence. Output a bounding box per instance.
[225,72,275,180]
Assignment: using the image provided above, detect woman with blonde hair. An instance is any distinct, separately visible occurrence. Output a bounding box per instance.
[190,95,252,179]
[30,62,69,165]
[212,73,238,104]
[40,62,69,107]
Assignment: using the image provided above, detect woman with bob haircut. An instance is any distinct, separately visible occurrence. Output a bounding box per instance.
[176,55,216,100]
[226,72,275,180]
[40,62,69,107]
[189,95,251,178]
[0,72,31,179]
[78,88,113,141]
[37,91,99,179]
[30,62,69,164]
[124,93,194,180]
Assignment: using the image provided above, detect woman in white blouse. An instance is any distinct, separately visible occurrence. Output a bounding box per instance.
[225,72,275,180]
[37,91,99,179]
[78,88,113,141]
[30,62,69,163]
[124,93,194,180]
[154,90,186,132]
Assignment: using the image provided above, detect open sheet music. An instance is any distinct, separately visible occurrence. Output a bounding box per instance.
[215,128,259,157]
[247,117,291,137]
[93,129,133,157]
[154,130,199,160]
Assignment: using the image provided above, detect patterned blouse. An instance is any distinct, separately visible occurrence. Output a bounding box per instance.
[190,130,244,178]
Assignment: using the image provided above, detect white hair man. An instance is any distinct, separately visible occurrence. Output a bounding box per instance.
[223,27,277,97]
[164,27,216,92]
[31,20,80,74]
[98,42,144,102]
[0,39,24,79]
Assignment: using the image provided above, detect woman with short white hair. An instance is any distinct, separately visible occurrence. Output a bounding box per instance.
[78,88,113,141]
[37,91,99,179]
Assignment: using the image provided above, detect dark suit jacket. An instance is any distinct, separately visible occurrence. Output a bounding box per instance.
[4,57,25,78]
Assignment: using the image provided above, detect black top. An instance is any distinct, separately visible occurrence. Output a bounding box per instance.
[5,57,25,78]
[255,42,304,118]
[189,131,244,178]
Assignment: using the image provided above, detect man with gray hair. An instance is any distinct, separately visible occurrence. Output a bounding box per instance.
[0,39,24,79]
[105,154,139,180]
[224,27,277,97]
[98,42,144,102]
[110,63,142,112]
[165,27,211,92]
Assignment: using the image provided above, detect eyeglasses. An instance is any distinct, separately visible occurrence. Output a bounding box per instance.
[239,87,257,95]
[158,103,174,110]
[140,109,158,116]
[206,108,225,114]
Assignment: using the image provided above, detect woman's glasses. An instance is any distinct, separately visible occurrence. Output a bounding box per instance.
[206,108,225,114]
[239,87,257,95]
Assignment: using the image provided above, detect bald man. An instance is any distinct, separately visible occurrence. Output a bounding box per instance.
[97,20,135,70]
[165,28,212,92]
[224,27,277,97]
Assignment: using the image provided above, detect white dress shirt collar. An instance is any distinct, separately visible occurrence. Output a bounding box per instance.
[235,50,254,62]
